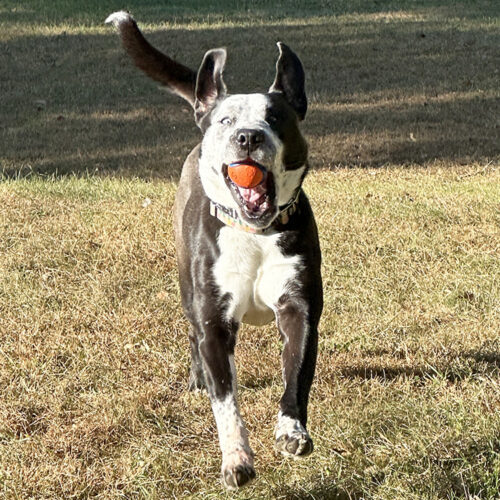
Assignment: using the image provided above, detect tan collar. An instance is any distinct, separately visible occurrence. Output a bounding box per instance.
[209,191,300,234]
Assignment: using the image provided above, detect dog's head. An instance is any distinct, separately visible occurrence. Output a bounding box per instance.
[195,44,308,230]
[106,12,308,230]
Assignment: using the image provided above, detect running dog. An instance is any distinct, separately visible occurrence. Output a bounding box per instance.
[106,11,322,489]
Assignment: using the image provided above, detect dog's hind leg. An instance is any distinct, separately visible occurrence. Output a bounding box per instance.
[274,296,320,458]
[193,310,255,489]
[187,327,207,391]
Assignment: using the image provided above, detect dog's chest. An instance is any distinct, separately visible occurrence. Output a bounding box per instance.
[213,227,302,326]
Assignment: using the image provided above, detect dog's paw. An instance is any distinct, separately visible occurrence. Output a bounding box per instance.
[221,449,255,490]
[222,463,256,490]
[275,412,313,458]
[275,431,314,458]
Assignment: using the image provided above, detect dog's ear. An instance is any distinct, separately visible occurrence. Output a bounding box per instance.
[194,48,227,127]
[106,11,197,106]
[269,42,307,121]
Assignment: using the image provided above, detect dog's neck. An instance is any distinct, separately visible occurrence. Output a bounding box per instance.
[209,191,300,234]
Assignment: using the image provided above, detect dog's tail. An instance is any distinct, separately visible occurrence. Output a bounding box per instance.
[105,11,196,107]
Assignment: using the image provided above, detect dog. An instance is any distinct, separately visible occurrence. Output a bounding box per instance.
[106,11,323,490]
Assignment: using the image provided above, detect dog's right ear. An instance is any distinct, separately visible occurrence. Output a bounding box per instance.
[194,49,227,129]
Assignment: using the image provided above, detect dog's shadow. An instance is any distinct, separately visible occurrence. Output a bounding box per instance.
[273,477,364,500]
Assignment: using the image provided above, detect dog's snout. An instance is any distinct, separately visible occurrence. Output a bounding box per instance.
[236,129,265,152]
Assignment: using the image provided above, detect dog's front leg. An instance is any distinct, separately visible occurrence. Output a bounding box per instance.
[275,296,319,457]
[196,318,255,489]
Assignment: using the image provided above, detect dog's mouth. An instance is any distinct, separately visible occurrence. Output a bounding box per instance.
[223,159,277,225]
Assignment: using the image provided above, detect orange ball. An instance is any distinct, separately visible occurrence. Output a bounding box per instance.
[227,163,264,188]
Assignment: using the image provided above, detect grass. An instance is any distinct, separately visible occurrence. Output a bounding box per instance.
[1,1,499,498]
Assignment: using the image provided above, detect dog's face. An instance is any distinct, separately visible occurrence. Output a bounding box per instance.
[199,92,308,228]
[195,44,308,230]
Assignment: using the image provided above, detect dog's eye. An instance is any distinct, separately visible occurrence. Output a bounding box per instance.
[267,115,278,125]
[220,117,232,125]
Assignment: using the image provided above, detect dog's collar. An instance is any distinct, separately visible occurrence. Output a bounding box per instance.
[209,191,300,234]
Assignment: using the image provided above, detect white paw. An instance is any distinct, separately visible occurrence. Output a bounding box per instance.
[275,412,313,457]
[221,448,255,490]
[275,430,313,457]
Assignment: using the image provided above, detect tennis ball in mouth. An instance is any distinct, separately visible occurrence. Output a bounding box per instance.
[227,163,265,188]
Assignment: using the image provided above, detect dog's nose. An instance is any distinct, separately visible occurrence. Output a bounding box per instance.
[235,129,265,152]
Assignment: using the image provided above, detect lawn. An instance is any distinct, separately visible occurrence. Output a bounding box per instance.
[1,1,499,498]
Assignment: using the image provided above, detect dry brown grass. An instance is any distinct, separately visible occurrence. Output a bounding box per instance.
[1,1,499,498]
[1,165,499,498]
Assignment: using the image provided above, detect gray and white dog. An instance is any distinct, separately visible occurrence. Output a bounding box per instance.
[106,12,322,489]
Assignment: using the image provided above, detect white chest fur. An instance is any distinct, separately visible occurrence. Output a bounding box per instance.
[213,227,302,325]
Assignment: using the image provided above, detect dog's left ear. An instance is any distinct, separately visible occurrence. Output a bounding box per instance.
[194,48,227,128]
[269,42,307,121]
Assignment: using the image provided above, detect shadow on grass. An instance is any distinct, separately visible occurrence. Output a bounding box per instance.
[273,481,363,500]
[334,349,500,384]
[1,5,498,179]
[464,346,500,368]
[5,0,495,28]
[240,374,279,390]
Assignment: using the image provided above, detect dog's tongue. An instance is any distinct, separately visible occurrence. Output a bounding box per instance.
[238,183,266,204]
